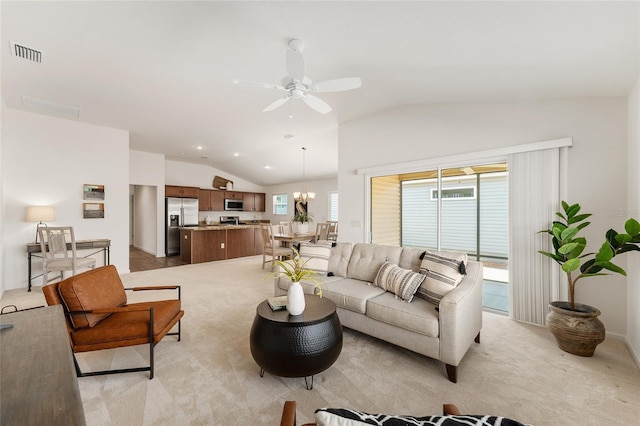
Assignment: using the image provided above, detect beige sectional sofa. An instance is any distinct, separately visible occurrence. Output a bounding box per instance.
[274,242,483,383]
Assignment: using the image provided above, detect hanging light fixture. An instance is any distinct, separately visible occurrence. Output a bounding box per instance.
[293,147,315,202]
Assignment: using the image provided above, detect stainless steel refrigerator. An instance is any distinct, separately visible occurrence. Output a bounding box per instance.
[165,197,199,256]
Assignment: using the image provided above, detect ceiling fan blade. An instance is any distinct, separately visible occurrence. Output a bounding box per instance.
[263,95,291,112]
[312,77,362,93]
[302,94,332,114]
[286,49,305,81]
[231,79,283,90]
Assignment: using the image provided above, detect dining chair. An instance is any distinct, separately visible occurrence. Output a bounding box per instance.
[327,221,338,241]
[38,226,97,286]
[261,224,293,270]
[314,222,330,243]
[279,221,293,235]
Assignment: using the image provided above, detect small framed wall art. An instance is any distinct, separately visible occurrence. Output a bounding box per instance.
[83,203,104,219]
[83,184,105,200]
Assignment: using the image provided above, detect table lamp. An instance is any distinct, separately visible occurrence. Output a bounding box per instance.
[26,206,56,243]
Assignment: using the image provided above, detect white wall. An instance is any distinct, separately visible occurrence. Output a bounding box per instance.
[132,185,157,255]
[130,150,165,256]
[262,177,338,227]
[627,76,640,363]
[339,98,629,336]
[165,160,263,192]
[1,107,130,293]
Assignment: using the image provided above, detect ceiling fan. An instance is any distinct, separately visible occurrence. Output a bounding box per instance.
[232,39,361,114]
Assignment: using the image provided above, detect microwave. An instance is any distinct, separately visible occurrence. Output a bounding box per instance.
[224,199,243,211]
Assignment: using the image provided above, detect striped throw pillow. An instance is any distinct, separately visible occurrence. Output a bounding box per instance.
[299,242,332,275]
[416,251,468,305]
[373,262,425,302]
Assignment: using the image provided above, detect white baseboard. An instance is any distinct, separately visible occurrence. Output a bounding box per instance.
[607,331,640,369]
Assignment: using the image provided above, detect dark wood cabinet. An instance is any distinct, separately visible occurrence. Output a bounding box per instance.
[198,190,211,211]
[254,227,264,255]
[243,192,266,212]
[211,191,225,211]
[181,229,226,263]
[198,190,225,211]
[166,185,200,198]
[225,191,243,200]
[226,228,255,259]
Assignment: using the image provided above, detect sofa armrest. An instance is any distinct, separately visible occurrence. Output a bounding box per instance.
[438,260,483,366]
[274,276,321,297]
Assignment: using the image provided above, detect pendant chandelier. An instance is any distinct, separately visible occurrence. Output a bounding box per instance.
[293,147,315,202]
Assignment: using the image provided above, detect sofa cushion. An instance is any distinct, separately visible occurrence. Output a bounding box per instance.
[399,247,426,271]
[416,251,468,305]
[373,262,425,302]
[328,242,354,278]
[299,241,332,275]
[322,278,385,314]
[366,292,439,337]
[347,243,403,282]
[58,265,127,329]
[315,408,527,426]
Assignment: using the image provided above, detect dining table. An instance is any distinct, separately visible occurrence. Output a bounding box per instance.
[273,232,316,248]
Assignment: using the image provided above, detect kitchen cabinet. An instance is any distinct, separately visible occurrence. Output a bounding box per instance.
[224,191,243,200]
[198,190,225,211]
[254,227,264,255]
[181,229,226,264]
[226,228,255,259]
[210,191,225,211]
[166,185,200,198]
[243,192,266,212]
[198,190,211,211]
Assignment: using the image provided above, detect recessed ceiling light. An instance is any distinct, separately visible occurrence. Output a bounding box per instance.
[264,165,272,169]
[196,145,203,150]
[284,134,295,139]
[233,153,240,157]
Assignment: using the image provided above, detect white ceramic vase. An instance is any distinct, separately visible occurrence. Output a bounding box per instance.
[297,223,309,234]
[286,281,305,315]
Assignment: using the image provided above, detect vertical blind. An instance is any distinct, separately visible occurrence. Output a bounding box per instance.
[508,148,561,325]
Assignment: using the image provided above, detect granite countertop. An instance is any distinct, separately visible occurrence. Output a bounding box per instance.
[180,223,264,231]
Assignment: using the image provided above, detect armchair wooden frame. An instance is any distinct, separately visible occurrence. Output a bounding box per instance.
[43,281,183,380]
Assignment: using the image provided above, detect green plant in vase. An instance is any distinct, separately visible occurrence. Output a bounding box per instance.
[538,201,639,356]
[539,201,640,310]
[268,247,323,297]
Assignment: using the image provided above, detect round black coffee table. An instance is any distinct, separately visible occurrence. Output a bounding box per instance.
[249,295,342,390]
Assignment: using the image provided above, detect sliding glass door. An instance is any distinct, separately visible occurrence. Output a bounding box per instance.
[370,162,509,313]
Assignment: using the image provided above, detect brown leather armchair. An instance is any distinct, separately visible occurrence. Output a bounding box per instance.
[42,265,184,379]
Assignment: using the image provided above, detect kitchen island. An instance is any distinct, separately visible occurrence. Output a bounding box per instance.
[179,224,265,264]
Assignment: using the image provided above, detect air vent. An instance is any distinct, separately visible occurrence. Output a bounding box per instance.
[11,42,42,63]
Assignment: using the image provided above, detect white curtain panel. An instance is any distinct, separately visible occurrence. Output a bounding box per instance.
[508,148,561,325]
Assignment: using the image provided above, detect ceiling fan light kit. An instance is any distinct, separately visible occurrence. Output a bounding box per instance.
[232,39,361,114]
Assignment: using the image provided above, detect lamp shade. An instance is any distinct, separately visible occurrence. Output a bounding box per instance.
[26,206,56,222]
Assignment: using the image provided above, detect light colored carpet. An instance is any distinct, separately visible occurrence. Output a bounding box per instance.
[2,256,639,425]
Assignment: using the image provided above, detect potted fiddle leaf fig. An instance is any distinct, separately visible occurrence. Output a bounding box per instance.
[539,201,640,356]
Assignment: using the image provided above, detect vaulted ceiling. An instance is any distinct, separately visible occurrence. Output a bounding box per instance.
[2,1,638,185]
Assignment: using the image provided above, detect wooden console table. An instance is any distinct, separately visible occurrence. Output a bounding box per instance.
[0,305,86,425]
[26,239,111,291]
